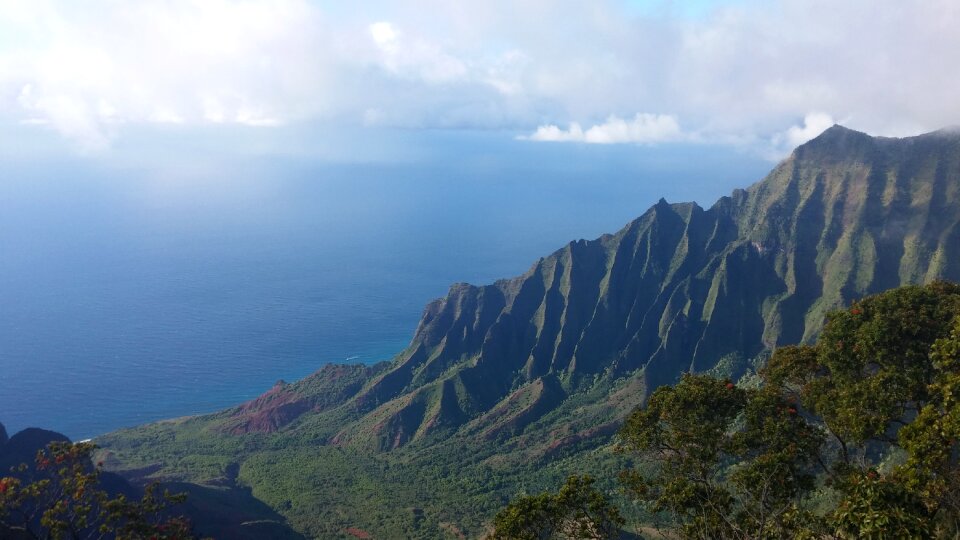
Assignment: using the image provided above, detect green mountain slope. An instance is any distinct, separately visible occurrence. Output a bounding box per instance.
[98,126,960,538]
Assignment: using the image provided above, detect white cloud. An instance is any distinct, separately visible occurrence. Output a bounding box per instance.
[736,112,841,160]
[368,21,467,84]
[526,113,684,144]
[369,21,399,48]
[778,112,838,149]
[0,0,959,154]
[0,0,334,149]
[17,83,112,152]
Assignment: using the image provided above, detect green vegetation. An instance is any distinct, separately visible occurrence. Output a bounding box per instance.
[0,441,195,539]
[492,476,624,540]
[97,127,960,538]
[494,282,960,538]
[97,393,633,538]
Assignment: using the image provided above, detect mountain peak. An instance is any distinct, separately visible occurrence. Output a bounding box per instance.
[799,124,960,154]
[808,124,871,144]
[794,124,874,161]
[820,123,859,135]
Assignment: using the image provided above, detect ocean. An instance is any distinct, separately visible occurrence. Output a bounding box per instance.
[0,133,770,439]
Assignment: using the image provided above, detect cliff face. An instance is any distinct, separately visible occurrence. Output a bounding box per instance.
[323,125,960,451]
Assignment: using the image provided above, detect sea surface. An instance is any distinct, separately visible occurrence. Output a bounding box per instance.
[0,134,770,439]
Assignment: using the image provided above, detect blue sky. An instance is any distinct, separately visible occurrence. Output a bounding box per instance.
[0,0,958,160]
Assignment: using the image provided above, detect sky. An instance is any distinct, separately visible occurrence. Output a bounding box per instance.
[0,0,959,160]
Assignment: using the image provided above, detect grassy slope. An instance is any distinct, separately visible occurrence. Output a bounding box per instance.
[97,372,643,538]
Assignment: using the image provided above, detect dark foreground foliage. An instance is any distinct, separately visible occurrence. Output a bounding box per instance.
[0,441,197,539]
[491,475,624,540]
[493,281,960,539]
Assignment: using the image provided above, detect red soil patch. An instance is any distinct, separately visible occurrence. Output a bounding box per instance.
[344,527,373,539]
[221,383,312,434]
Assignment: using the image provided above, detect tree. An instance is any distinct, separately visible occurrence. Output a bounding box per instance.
[491,475,624,539]
[618,374,825,539]
[619,281,960,539]
[897,316,960,532]
[0,441,196,540]
[766,282,960,538]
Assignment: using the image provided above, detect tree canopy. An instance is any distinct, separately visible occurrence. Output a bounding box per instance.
[491,475,624,540]
[0,441,196,540]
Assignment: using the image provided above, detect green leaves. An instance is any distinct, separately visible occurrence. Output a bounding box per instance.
[0,441,196,540]
[831,471,932,539]
[619,375,823,539]
[621,375,746,469]
[808,282,960,444]
[616,282,960,539]
[491,476,624,540]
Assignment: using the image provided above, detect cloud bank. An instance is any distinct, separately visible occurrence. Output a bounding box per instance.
[772,112,839,153]
[1,0,958,154]
[526,114,684,144]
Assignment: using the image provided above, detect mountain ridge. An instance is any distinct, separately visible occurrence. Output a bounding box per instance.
[313,124,960,452]
[97,125,960,538]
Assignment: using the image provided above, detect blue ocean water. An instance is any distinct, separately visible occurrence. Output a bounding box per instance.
[0,134,770,439]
